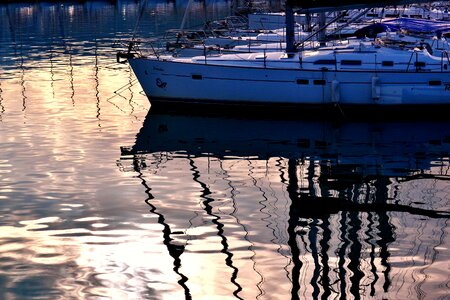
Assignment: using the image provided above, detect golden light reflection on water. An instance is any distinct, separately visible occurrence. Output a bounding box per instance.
[0,222,188,299]
[1,1,450,299]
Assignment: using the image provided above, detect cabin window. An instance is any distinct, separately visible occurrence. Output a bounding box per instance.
[341,60,362,66]
[415,62,426,67]
[402,14,409,17]
[313,79,326,85]
[382,61,394,67]
[191,74,203,80]
[296,79,309,85]
[429,80,442,86]
[313,59,336,65]
[411,14,422,18]
[366,13,378,17]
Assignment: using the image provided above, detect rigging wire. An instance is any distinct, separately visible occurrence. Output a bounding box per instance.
[131,0,150,41]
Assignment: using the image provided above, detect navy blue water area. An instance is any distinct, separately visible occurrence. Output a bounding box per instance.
[0,1,449,299]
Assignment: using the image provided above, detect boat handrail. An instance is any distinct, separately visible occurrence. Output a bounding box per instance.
[442,50,450,71]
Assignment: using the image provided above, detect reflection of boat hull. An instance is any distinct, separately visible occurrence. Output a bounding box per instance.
[123,112,450,177]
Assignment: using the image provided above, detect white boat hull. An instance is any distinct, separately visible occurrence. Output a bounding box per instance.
[129,57,450,110]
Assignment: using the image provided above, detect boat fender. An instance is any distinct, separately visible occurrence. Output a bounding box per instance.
[372,76,380,100]
[331,80,340,103]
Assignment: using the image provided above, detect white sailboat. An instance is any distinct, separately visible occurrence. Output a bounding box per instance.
[122,0,450,117]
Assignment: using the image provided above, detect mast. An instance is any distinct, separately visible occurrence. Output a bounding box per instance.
[285,3,297,54]
[318,12,326,46]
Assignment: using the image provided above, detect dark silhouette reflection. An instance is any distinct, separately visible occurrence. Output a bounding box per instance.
[188,158,244,299]
[19,43,26,112]
[94,40,101,127]
[0,81,4,121]
[124,158,192,299]
[68,46,75,106]
[119,111,450,299]
[286,159,303,300]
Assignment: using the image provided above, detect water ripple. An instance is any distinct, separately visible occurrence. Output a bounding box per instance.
[1,1,449,299]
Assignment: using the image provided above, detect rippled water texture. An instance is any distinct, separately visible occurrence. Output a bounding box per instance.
[0,1,449,299]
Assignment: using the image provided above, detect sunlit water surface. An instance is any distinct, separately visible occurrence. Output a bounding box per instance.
[0,1,449,299]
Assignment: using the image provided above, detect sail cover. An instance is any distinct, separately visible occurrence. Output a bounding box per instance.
[354,18,450,37]
[383,18,450,35]
[287,0,435,12]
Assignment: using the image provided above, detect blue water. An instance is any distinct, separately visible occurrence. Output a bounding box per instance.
[0,1,449,299]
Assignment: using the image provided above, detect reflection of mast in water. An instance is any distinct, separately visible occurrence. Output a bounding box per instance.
[284,157,450,298]
[6,3,26,111]
[131,158,192,299]
[286,159,303,300]
[19,42,27,112]
[218,159,268,299]
[337,209,350,298]
[304,159,325,299]
[347,211,365,297]
[49,44,55,98]
[373,178,394,293]
[366,211,379,297]
[274,158,295,281]
[0,81,4,121]
[69,45,75,106]
[188,157,243,300]
[94,39,101,126]
[57,4,75,106]
[246,159,271,299]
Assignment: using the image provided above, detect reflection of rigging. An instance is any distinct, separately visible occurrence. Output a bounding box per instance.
[94,40,101,127]
[120,112,450,299]
[56,4,75,105]
[0,81,4,121]
[246,159,272,299]
[7,4,27,112]
[218,159,260,299]
[69,45,75,106]
[127,66,136,114]
[130,159,192,299]
[188,157,243,300]
[49,45,55,98]
[20,42,27,112]
[104,68,142,118]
